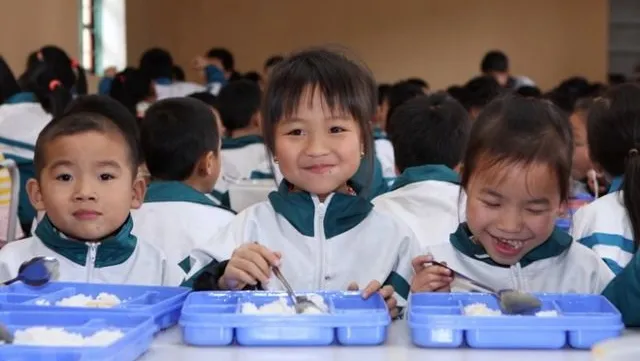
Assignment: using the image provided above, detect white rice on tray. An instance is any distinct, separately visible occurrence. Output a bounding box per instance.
[35,293,122,308]
[241,293,329,315]
[463,302,559,317]
[8,327,124,346]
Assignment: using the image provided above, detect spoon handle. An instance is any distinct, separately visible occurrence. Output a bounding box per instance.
[271,267,298,306]
[430,261,498,294]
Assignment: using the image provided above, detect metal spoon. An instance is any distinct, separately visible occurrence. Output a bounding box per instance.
[271,266,324,314]
[4,257,60,287]
[430,260,542,315]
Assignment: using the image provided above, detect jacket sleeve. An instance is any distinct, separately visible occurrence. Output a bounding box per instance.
[182,210,253,287]
[602,251,640,326]
[383,227,420,307]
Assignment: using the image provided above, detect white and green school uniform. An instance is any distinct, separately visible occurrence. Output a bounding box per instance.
[188,181,420,303]
[211,135,269,207]
[373,128,396,180]
[131,181,236,274]
[428,224,614,294]
[372,165,465,251]
[0,96,52,228]
[0,216,184,286]
[571,178,636,275]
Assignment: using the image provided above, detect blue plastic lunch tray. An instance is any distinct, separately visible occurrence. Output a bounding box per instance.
[0,310,155,361]
[180,291,391,346]
[408,292,623,349]
[0,282,190,330]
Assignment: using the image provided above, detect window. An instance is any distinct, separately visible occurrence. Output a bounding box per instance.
[79,0,126,75]
[80,0,97,73]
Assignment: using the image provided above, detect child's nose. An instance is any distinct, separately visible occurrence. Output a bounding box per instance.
[305,134,330,156]
[73,179,97,201]
[497,208,524,232]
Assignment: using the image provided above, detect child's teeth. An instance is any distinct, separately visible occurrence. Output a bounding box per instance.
[499,238,524,249]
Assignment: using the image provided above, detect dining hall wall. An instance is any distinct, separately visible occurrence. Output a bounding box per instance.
[0,0,79,81]
[126,0,608,91]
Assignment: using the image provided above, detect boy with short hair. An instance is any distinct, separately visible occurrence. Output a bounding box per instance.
[212,80,268,207]
[132,98,235,274]
[0,111,184,285]
[372,93,471,250]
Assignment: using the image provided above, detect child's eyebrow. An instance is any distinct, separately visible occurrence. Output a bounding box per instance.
[480,188,503,198]
[526,198,551,206]
[283,115,352,123]
[95,160,122,168]
[48,160,74,169]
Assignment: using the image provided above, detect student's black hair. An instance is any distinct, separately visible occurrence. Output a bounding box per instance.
[64,95,141,165]
[608,73,627,86]
[172,65,185,81]
[188,91,217,107]
[385,80,425,134]
[33,111,139,179]
[461,95,573,202]
[21,62,72,117]
[216,79,262,133]
[139,48,173,80]
[587,83,640,246]
[446,85,469,106]
[406,77,429,90]
[481,50,509,73]
[109,67,154,117]
[389,92,470,172]
[207,48,235,72]
[464,75,502,112]
[264,55,284,69]
[244,71,263,84]
[0,56,20,105]
[573,97,595,115]
[377,84,391,106]
[141,98,220,181]
[548,77,592,114]
[262,47,376,185]
[39,46,88,95]
[516,86,542,98]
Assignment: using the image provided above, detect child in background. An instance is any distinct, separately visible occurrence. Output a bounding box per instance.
[411,95,613,297]
[0,55,75,233]
[185,48,419,317]
[0,111,184,285]
[572,84,640,274]
[372,93,470,250]
[109,67,156,118]
[263,55,284,82]
[570,98,597,196]
[373,84,396,180]
[132,98,235,275]
[139,48,207,100]
[188,91,227,139]
[211,80,268,207]
[463,75,502,120]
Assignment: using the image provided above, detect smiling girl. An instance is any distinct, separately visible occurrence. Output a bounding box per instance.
[185,48,419,318]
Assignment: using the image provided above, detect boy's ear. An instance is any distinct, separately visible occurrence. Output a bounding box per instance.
[202,150,217,176]
[252,112,262,129]
[454,163,463,174]
[26,178,46,211]
[130,176,146,210]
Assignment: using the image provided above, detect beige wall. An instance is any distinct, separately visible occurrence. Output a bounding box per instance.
[127,0,608,90]
[0,0,608,91]
[0,0,79,78]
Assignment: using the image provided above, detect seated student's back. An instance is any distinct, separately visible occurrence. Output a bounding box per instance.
[0,111,183,285]
[212,80,268,206]
[372,93,470,250]
[572,84,640,274]
[132,98,235,275]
